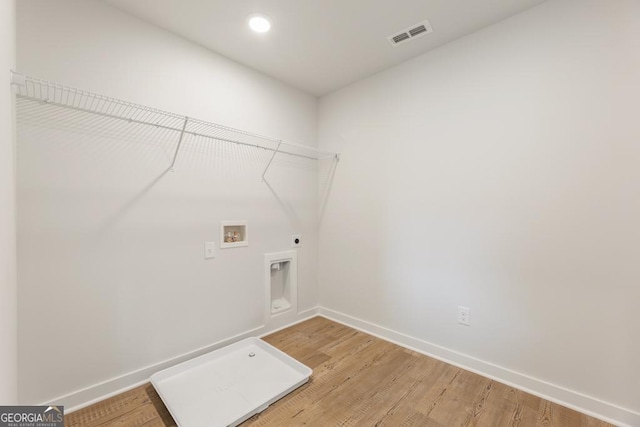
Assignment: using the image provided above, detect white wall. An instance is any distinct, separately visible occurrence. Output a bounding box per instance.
[17,0,318,406]
[318,0,640,423]
[0,0,17,406]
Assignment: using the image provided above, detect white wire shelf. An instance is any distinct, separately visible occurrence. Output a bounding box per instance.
[10,71,339,178]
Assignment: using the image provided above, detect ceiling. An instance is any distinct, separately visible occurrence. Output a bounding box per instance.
[100,0,546,96]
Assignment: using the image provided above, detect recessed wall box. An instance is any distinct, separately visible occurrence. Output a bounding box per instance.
[220,221,248,248]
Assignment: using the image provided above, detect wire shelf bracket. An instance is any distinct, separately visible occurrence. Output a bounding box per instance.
[170,117,189,172]
[262,140,282,182]
[10,70,340,177]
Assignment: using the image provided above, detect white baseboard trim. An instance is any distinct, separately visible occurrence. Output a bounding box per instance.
[45,307,319,413]
[318,307,639,427]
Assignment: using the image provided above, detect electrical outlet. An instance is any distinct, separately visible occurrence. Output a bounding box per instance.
[204,242,215,259]
[458,306,470,326]
[292,234,302,248]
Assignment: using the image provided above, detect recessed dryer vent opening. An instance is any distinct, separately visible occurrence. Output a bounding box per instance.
[271,261,291,314]
[265,251,298,320]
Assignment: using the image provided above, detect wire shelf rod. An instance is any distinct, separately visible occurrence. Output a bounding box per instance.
[16,94,330,161]
[10,71,340,163]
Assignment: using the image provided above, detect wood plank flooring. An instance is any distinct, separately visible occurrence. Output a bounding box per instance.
[65,317,613,427]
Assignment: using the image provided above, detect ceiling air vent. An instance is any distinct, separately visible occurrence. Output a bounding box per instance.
[387,20,433,46]
[392,33,410,44]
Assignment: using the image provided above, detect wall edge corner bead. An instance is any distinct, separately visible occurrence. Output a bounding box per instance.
[9,70,339,177]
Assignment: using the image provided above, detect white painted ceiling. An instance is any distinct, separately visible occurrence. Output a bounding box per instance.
[100,0,546,96]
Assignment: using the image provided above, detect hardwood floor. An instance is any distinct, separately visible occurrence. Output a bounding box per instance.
[65,317,613,426]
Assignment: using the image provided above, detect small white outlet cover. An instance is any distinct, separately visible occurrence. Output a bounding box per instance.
[292,234,302,248]
[204,242,215,259]
[458,306,470,326]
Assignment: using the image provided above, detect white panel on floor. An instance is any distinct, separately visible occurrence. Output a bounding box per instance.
[151,338,312,427]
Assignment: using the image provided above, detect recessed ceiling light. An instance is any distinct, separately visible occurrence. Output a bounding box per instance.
[248,14,271,33]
